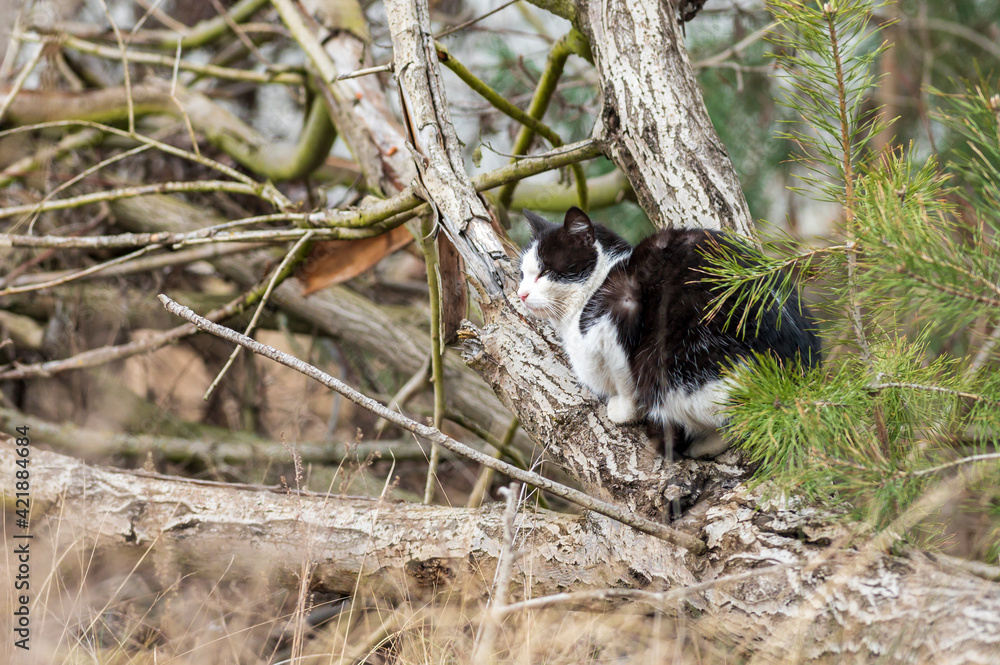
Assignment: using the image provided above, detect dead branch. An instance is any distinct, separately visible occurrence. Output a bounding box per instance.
[159,293,705,550]
[0,407,443,464]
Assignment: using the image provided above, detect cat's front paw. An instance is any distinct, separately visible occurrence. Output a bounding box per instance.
[606,395,638,424]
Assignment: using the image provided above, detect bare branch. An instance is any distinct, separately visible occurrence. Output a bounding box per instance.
[158,293,708,553]
[2,139,602,249]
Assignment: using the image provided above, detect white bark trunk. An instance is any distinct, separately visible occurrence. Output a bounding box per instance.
[582,0,754,234]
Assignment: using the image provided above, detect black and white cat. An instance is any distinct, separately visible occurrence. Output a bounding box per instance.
[517,207,821,458]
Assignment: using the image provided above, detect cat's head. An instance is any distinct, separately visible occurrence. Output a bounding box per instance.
[516,207,604,322]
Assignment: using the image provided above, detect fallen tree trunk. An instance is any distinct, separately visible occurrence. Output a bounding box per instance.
[7,445,999,662]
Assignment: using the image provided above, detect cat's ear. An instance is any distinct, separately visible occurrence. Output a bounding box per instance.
[523,210,554,238]
[563,207,595,244]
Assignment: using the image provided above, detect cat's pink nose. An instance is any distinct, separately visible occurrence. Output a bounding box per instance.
[518,291,528,302]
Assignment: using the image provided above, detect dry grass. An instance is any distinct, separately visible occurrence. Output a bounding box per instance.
[1,534,741,664]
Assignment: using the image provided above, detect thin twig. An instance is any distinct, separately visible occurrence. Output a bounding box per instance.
[447,411,531,471]
[0,208,109,288]
[96,0,135,134]
[435,0,523,40]
[869,382,1000,406]
[209,0,268,65]
[0,43,43,125]
[471,481,521,664]
[158,295,708,553]
[0,179,270,222]
[269,0,342,92]
[0,4,27,80]
[911,452,1000,478]
[693,22,776,70]
[0,406,444,464]
[133,0,189,33]
[422,213,446,505]
[17,32,305,85]
[336,63,393,81]
[0,244,159,297]
[169,38,201,156]
[435,38,584,204]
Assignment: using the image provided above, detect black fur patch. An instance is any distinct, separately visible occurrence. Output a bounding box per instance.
[526,207,822,460]
[524,208,599,283]
[605,227,820,406]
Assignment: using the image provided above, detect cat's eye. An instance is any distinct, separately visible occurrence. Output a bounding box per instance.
[537,268,549,278]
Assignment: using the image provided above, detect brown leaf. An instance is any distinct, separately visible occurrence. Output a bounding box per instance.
[298,226,413,295]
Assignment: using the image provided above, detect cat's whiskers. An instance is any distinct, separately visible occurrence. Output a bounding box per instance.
[536,301,569,324]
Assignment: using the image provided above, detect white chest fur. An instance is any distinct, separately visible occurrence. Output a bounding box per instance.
[560,313,625,399]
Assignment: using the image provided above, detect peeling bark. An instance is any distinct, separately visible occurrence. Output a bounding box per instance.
[8,446,999,663]
[579,0,754,234]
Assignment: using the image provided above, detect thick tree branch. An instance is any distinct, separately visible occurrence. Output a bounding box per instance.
[579,0,754,233]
